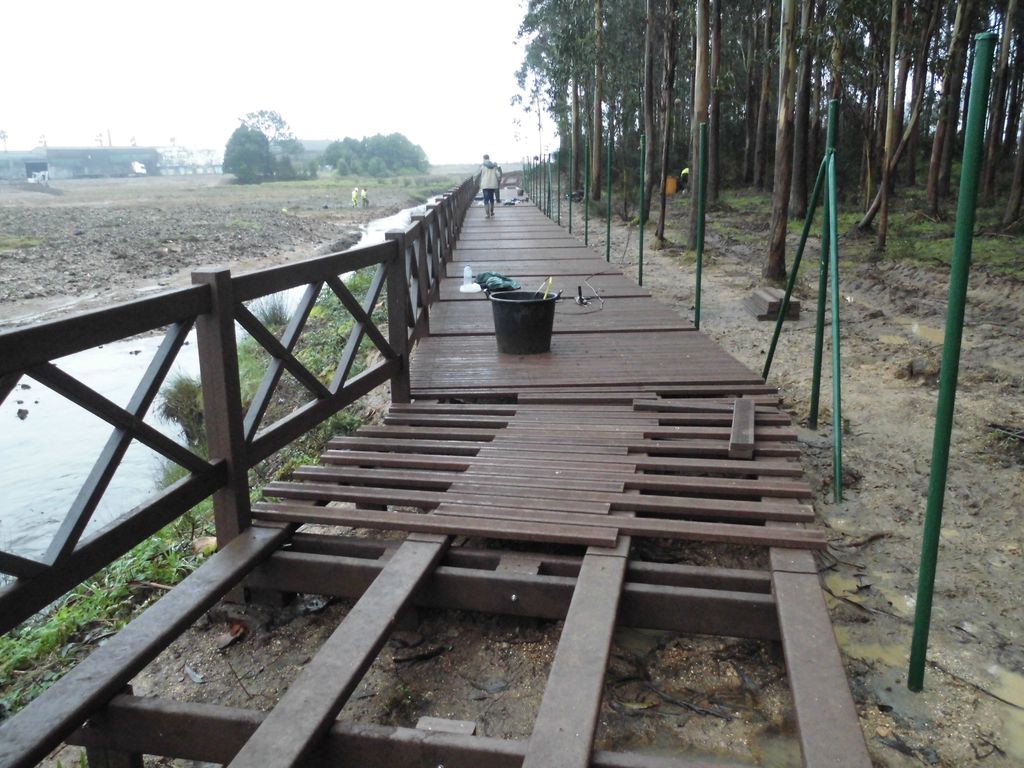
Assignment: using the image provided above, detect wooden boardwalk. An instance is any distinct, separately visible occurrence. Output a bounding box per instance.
[1,196,871,768]
[247,202,870,766]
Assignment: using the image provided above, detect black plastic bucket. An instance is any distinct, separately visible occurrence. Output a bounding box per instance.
[488,290,560,354]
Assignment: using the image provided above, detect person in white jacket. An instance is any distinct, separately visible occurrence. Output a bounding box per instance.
[479,154,502,217]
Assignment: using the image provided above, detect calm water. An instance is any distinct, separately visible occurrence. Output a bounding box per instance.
[0,203,428,561]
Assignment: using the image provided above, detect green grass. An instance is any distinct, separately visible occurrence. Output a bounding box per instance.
[0,512,208,717]
[0,235,42,250]
[708,185,1024,280]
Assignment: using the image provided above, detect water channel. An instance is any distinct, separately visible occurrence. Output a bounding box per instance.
[0,202,429,561]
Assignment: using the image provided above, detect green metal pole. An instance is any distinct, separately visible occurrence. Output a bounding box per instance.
[826,154,843,504]
[695,122,708,330]
[557,149,562,225]
[909,31,997,694]
[568,158,573,234]
[546,154,552,217]
[584,140,590,246]
[763,157,827,379]
[606,130,613,262]
[639,133,646,286]
[809,100,839,429]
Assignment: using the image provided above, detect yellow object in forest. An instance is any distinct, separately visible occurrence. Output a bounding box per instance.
[665,175,678,195]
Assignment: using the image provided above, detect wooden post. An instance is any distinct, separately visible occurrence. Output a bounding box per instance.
[192,267,251,547]
[383,234,411,403]
[409,215,434,316]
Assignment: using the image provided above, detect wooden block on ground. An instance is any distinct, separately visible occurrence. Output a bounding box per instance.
[745,286,800,321]
[729,399,756,460]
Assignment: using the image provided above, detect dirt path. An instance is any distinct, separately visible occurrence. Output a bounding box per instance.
[7,179,1021,766]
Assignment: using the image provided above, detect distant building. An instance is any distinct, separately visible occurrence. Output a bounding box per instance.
[40,147,162,179]
[0,145,222,181]
[155,145,223,175]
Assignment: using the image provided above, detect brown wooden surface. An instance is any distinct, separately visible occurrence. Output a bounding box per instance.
[440,273,649,301]
[5,194,868,768]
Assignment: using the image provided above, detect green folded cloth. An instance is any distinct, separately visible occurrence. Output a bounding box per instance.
[474,272,521,292]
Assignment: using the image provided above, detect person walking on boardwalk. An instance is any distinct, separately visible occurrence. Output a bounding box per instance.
[351,186,359,207]
[361,188,368,207]
[479,154,502,218]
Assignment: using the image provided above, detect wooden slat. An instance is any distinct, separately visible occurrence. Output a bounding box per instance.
[226,535,448,768]
[729,398,756,459]
[433,505,827,549]
[773,571,873,766]
[523,554,626,768]
[253,502,619,547]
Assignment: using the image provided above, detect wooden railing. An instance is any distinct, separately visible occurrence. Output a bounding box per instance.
[0,177,475,635]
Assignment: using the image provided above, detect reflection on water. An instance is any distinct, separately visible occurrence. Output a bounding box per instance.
[0,334,199,560]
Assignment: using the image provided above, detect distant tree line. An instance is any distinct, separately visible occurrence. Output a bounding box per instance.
[224,111,430,184]
[321,133,430,177]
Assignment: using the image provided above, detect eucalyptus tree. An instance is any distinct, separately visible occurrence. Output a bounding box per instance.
[982,0,1019,204]
[766,0,798,278]
[517,0,594,188]
[927,0,978,216]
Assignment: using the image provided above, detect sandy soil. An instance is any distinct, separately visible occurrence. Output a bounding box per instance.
[6,177,1021,766]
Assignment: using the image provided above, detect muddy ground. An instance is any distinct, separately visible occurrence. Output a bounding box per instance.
[3,177,1022,766]
[0,176,421,327]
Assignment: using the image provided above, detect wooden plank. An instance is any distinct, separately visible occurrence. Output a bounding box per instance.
[0,525,291,768]
[773,571,873,767]
[523,554,626,768]
[434,505,827,549]
[68,695,733,768]
[225,536,448,768]
[728,398,756,460]
[253,502,619,547]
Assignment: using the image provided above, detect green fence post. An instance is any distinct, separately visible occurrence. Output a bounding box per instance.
[606,130,613,262]
[557,149,562,225]
[584,140,590,246]
[908,31,997,693]
[695,122,708,330]
[568,157,573,234]
[809,99,839,429]
[544,154,550,217]
[639,133,646,286]
[762,157,827,379]
[826,154,843,504]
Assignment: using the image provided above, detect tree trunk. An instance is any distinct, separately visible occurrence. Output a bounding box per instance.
[906,0,943,187]
[707,0,722,201]
[927,0,974,216]
[656,0,680,243]
[940,2,976,200]
[591,0,604,202]
[742,21,758,183]
[877,0,900,251]
[642,0,657,223]
[789,0,813,219]
[572,80,582,192]
[982,0,1018,204]
[765,0,798,279]
[892,2,912,185]
[1003,29,1024,154]
[753,1,775,190]
[1003,122,1024,224]
[689,0,710,249]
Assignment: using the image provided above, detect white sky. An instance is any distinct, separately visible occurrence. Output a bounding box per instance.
[1,1,556,166]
